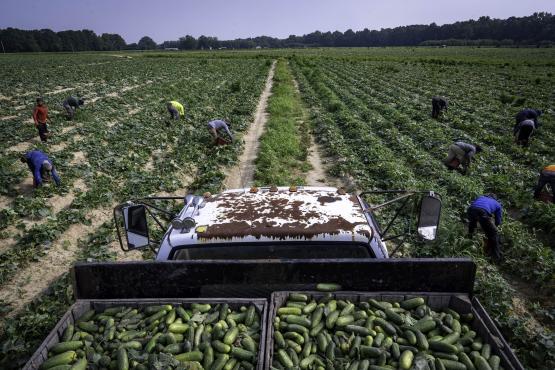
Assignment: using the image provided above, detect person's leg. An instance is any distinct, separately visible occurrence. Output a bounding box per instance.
[468,208,479,234]
[534,173,548,198]
[209,127,218,142]
[480,215,501,262]
[432,101,439,118]
[548,174,555,201]
[37,123,48,142]
[168,106,178,120]
[443,145,456,166]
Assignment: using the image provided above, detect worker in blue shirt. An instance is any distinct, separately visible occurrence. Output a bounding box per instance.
[467,194,502,262]
[515,108,542,126]
[20,150,61,188]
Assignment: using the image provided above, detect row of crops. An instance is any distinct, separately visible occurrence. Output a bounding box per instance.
[0,53,272,367]
[288,53,554,368]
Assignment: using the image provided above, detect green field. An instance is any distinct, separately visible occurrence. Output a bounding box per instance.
[0,48,554,369]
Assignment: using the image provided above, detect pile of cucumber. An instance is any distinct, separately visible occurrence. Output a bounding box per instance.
[271,293,503,370]
[39,303,262,370]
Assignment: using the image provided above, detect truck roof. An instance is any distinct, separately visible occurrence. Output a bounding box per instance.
[166,186,373,248]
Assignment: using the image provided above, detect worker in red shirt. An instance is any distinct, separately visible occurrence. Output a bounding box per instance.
[32,97,50,142]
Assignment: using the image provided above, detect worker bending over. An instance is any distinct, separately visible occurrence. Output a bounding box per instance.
[443,141,482,174]
[513,119,539,146]
[534,164,555,202]
[467,194,503,263]
[62,96,85,120]
[167,101,185,120]
[515,108,542,126]
[431,97,448,119]
[20,150,61,188]
[32,97,50,142]
[207,119,233,145]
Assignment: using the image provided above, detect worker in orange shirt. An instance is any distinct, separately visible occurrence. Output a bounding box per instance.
[534,164,555,202]
[32,97,51,142]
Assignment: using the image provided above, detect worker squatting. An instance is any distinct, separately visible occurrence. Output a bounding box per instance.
[19,95,554,264]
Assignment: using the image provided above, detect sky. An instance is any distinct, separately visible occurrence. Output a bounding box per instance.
[1,0,554,44]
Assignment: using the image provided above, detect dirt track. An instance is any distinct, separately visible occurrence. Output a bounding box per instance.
[224,61,276,189]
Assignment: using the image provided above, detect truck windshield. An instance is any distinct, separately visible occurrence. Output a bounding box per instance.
[171,242,373,260]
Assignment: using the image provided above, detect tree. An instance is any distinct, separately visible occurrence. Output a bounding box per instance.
[178,35,197,50]
[138,36,157,50]
[100,33,127,51]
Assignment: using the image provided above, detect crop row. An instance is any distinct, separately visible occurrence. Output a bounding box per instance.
[289,56,554,369]
[311,58,554,285]
[0,55,271,285]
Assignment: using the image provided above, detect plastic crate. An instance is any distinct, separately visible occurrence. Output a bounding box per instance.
[24,298,267,370]
[265,291,524,370]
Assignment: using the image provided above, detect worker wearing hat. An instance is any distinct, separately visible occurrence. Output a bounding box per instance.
[20,150,61,188]
[534,164,555,202]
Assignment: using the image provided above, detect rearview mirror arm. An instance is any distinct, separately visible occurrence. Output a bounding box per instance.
[379,195,412,239]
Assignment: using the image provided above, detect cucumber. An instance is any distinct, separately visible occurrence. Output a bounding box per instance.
[70,358,87,370]
[360,345,382,358]
[316,283,342,292]
[231,347,255,361]
[311,307,324,328]
[116,348,128,370]
[400,350,414,370]
[286,315,311,328]
[439,359,467,370]
[374,317,396,335]
[488,355,500,370]
[211,354,230,370]
[245,305,256,326]
[481,343,491,360]
[413,319,436,333]
[277,349,294,368]
[175,351,204,362]
[223,327,239,345]
[61,325,74,342]
[430,341,459,354]
[400,297,425,310]
[77,321,98,333]
[277,307,302,316]
[169,323,189,334]
[212,340,232,353]
[336,315,355,327]
[289,293,309,302]
[191,303,211,313]
[303,301,317,314]
[385,308,404,325]
[458,352,476,370]
[50,341,83,353]
[40,351,76,369]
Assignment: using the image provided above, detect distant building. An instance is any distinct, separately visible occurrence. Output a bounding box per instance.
[164,48,179,51]
[255,46,262,49]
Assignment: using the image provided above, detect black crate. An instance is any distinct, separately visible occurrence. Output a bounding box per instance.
[24,298,267,370]
[265,291,524,370]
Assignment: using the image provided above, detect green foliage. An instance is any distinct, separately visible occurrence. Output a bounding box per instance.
[255,59,310,186]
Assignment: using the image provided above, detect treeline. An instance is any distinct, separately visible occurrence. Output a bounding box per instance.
[1,12,554,52]
[0,28,158,52]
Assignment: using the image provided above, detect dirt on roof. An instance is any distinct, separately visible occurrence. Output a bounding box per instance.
[196,189,368,240]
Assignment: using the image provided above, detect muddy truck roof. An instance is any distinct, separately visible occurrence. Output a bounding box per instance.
[174,187,372,243]
[115,186,442,260]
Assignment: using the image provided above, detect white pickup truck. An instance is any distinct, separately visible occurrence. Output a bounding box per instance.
[114,186,442,260]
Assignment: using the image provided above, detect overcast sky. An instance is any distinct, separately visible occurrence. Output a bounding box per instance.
[1,0,554,43]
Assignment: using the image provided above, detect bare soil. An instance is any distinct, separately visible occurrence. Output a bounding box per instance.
[46,87,73,95]
[224,61,276,189]
[0,115,18,121]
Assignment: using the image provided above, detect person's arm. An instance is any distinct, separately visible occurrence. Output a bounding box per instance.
[32,107,38,125]
[33,164,42,187]
[51,167,61,186]
[494,206,502,226]
[224,124,234,140]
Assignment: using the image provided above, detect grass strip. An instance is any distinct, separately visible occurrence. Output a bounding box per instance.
[254,59,310,185]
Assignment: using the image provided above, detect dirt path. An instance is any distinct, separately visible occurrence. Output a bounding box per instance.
[224,61,276,189]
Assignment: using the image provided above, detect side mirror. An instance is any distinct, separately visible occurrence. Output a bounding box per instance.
[417,194,442,241]
[122,205,150,250]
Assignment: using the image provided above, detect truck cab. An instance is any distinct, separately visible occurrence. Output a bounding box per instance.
[115,186,442,260]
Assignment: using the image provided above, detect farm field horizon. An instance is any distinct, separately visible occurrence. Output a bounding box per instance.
[0,47,554,369]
